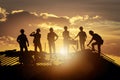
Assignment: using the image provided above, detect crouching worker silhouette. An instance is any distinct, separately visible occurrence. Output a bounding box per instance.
[17,29,29,64]
[87,30,103,54]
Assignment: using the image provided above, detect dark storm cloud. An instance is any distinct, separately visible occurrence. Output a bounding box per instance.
[0,0,119,21]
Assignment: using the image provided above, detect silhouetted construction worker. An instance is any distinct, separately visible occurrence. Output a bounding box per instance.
[17,29,29,64]
[17,29,29,52]
[47,28,58,54]
[62,26,71,53]
[75,26,87,50]
[30,28,42,52]
[87,30,103,54]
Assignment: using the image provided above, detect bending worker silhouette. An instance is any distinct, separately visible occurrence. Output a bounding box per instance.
[47,28,58,54]
[75,26,87,50]
[30,28,42,52]
[87,30,103,54]
[62,26,71,53]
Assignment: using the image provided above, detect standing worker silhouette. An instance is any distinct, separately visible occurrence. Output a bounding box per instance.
[17,29,29,52]
[30,28,42,53]
[17,29,29,64]
[30,28,42,63]
[74,26,87,50]
[47,28,58,54]
[87,30,103,54]
[62,26,71,53]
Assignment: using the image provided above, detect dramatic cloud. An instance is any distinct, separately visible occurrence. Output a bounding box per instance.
[0,36,17,51]
[0,7,8,22]
[0,0,119,22]
[69,15,101,25]
[0,7,119,58]
[0,36,15,44]
[0,11,71,37]
[11,10,24,14]
[39,13,70,27]
[0,0,119,64]
[40,13,59,18]
[0,11,39,37]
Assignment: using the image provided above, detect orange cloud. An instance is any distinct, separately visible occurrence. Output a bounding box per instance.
[0,7,8,22]
[0,10,120,58]
[93,15,101,19]
[40,13,59,19]
[11,10,24,14]
[0,36,17,51]
[0,36,16,44]
[69,15,101,25]
[30,12,39,16]
[69,16,83,25]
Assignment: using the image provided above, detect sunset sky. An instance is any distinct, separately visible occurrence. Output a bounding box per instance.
[0,0,120,64]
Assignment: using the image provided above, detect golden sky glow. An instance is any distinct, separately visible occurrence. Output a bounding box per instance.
[0,0,120,64]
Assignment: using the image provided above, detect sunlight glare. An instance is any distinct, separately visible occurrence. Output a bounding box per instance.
[60,47,67,56]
